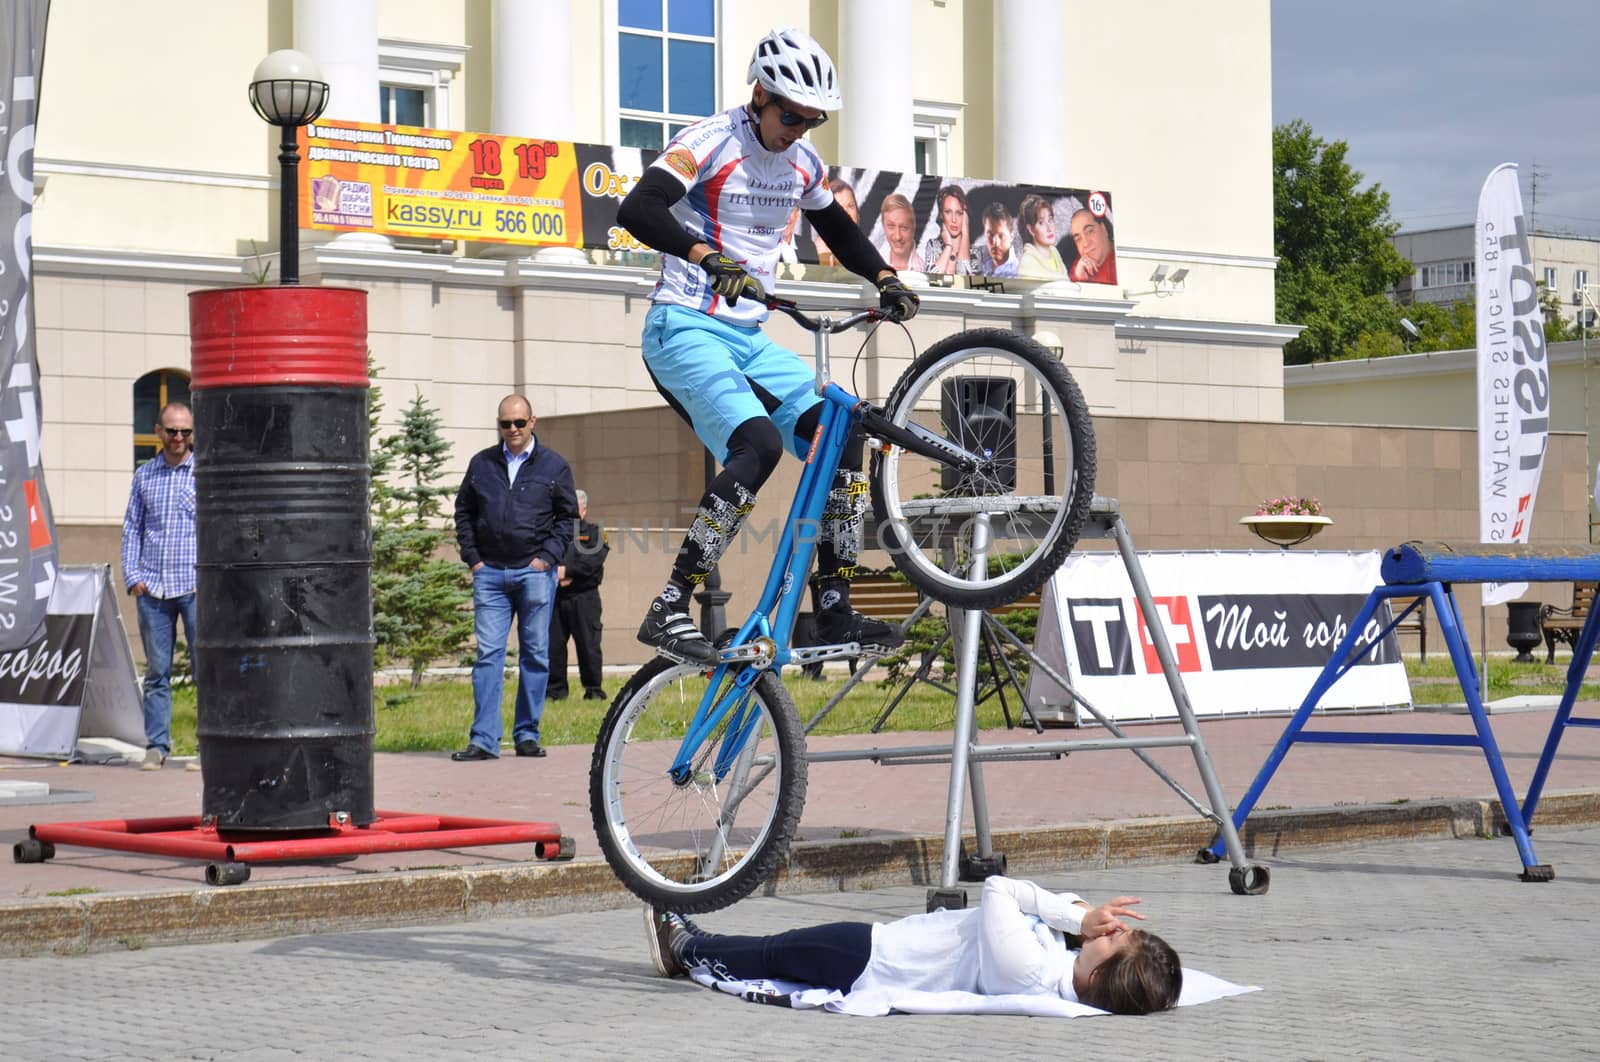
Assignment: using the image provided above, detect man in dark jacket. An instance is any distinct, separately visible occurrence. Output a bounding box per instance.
[549,488,609,702]
[451,394,578,761]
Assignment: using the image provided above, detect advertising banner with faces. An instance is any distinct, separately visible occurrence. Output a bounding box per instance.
[798,169,1116,285]
[297,118,1116,284]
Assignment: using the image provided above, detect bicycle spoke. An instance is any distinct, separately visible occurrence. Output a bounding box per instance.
[871,331,1095,609]
[590,658,806,912]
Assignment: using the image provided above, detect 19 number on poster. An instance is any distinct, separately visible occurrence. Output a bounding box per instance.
[468,137,561,180]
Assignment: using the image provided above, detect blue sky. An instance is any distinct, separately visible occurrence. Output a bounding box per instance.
[1273,1,1600,236]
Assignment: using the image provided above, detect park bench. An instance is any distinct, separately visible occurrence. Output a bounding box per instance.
[1540,581,1597,664]
[1392,597,1427,663]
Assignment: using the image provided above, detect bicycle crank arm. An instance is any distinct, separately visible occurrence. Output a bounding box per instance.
[717,635,778,667]
[859,406,985,473]
[788,642,878,667]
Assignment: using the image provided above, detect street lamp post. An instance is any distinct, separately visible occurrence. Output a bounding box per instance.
[248,50,330,285]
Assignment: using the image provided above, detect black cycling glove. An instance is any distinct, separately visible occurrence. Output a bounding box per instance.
[700,253,764,305]
[876,274,920,322]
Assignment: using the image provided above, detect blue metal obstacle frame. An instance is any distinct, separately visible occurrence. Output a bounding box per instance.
[1207,542,1600,882]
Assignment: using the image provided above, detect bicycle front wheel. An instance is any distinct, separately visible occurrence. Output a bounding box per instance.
[589,657,807,913]
[870,328,1096,609]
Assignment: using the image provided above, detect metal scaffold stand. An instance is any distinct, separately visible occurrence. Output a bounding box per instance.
[807,497,1269,910]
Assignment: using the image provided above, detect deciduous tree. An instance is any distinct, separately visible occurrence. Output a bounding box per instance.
[1274,120,1413,364]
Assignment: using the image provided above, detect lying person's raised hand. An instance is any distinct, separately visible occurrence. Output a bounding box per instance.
[1079,896,1145,940]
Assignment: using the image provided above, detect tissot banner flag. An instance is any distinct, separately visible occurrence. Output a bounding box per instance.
[1475,163,1549,607]
[0,0,56,651]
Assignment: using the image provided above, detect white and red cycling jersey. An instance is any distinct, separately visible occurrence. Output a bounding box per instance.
[646,104,834,326]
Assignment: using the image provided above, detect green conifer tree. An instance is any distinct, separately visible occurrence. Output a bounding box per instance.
[371,387,473,688]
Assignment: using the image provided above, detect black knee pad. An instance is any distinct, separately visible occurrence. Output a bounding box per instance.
[725,417,784,490]
[795,406,865,474]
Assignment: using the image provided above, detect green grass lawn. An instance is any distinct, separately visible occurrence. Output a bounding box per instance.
[1403,655,1600,705]
[165,667,1012,756]
[163,654,1600,756]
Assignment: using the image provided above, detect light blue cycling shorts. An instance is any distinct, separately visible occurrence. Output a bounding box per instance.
[641,304,823,463]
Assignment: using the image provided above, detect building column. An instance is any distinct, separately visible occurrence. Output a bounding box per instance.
[492,0,571,139]
[838,0,914,173]
[294,0,388,252]
[294,0,379,122]
[994,0,1066,185]
[491,0,584,262]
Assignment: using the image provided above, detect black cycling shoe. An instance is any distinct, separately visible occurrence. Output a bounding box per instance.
[812,605,906,650]
[638,601,719,666]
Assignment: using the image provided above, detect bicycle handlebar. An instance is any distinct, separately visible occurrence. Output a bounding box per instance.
[765,296,888,334]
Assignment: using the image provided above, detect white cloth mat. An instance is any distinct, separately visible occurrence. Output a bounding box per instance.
[688,964,1258,1017]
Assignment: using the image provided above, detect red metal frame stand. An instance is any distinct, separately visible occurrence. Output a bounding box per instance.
[16,810,575,886]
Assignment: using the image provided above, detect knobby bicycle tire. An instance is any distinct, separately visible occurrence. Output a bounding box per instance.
[870,328,1096,609]
[589,656,807,913]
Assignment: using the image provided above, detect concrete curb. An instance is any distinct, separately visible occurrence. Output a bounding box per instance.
[6,789,1597,957]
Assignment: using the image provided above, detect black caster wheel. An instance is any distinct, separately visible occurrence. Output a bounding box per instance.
[537,836,577,861]
[1195,845,1222,865]
[1518,864,1554,883]
[926,888,967,913]
[13,838,54,863]
[958,850,1007,882]
[206,862,251,886]
[1228,864,1270,895]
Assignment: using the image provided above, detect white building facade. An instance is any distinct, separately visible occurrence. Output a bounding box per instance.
[31,0,1288,542]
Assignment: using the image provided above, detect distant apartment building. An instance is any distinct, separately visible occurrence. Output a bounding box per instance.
[1391,226,1600,327]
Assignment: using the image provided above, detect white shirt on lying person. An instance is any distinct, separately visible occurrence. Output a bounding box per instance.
[850,876,1087,1000]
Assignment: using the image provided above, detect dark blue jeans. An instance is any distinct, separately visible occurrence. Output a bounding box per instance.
[134,591,197,755]
[469,564,556,754]
[682,921,874,991]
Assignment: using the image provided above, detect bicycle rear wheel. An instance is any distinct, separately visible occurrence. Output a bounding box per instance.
[589,657,807,913]
[870,328,1095,609]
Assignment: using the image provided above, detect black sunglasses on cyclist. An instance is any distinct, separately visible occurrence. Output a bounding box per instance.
[498,418,529,429]
[772,97,827,130]
[162,427,193,437]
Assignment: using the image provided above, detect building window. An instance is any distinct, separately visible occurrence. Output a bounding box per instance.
[133,369,191,467]
[376,38,469,130]
[1416,260,1474,289]
[1577,269,1591,305]
[911,100,962,175]
[1544,266,1558,290]
[618,0,716,150]
[379,86,427,126]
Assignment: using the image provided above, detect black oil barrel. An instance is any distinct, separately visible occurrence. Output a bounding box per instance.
[188,286,374,830]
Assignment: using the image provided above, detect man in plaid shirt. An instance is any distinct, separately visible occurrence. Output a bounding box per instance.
[120,402,198,771]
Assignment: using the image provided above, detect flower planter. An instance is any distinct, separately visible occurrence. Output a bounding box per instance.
[1239,514,1332,549]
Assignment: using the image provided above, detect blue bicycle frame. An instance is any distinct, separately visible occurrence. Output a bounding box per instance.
[663,300,980,787]
[666,388,860,784]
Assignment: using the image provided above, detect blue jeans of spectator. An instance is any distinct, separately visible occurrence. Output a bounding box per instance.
[134,591,197,755]
[469,564,556,755]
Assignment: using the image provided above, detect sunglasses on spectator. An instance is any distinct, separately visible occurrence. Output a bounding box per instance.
[498,418,529,429]
[773,98,827,130]
[162,427,193,437]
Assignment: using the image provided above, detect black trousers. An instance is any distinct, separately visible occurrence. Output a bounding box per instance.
[681,922,874,991]
[549,588,603,697]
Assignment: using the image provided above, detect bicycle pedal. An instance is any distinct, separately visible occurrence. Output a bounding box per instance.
[651,646,714,671]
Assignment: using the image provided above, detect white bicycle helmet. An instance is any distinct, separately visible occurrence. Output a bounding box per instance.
[747,27,842,111]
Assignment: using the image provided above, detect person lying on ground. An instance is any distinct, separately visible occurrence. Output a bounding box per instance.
[645,875,1182,1015]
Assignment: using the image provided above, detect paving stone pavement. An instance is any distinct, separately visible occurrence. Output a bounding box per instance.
[6,822,1599,1061]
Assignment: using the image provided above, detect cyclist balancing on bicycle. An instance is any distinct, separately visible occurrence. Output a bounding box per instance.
[618,27,921,667]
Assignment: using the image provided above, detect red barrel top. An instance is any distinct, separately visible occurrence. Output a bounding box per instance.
[189,286,368,389]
